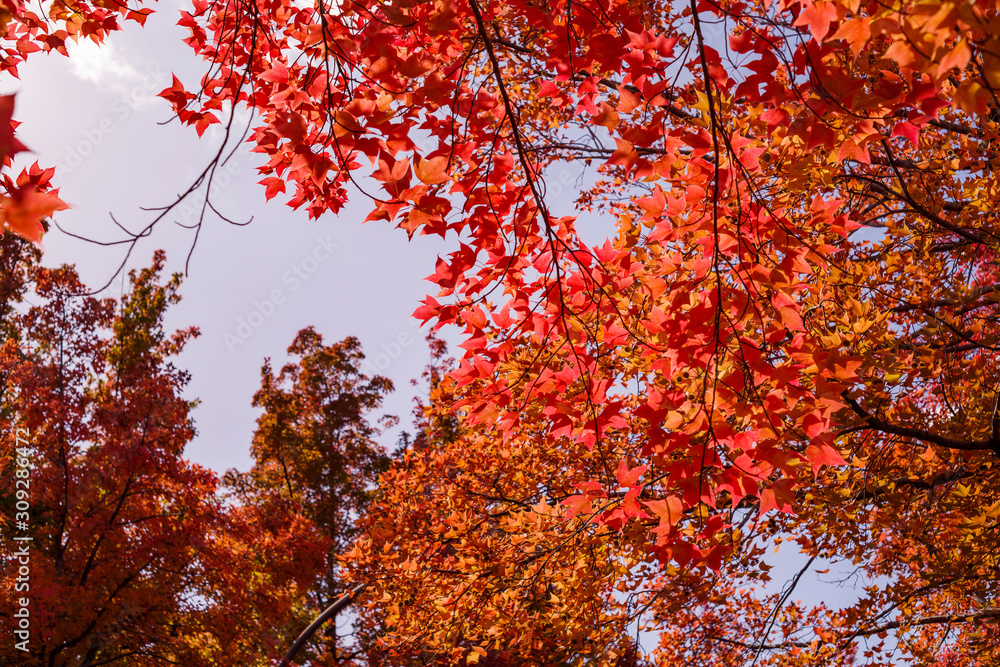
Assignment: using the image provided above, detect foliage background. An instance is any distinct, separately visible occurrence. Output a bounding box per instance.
[2,15,453,474]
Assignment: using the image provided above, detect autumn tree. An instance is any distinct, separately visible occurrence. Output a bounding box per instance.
[179,478,329,666]
[162,0,1000,663]
[0,242,335,666]
[3,0,1000,663]
[224,328,394,664]
[0,243,224,665]
[339,337,653,667]
[0,232,37,341]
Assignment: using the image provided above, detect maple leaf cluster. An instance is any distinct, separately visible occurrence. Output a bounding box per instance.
[165,0,1000,661]
[0,0,153,244]
[4,0,1000,662]
[0,96,67,245]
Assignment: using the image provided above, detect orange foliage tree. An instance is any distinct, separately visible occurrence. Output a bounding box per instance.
[4,0,1000,663]
[0,243,222,665]
[170,0,1000,663]
[224,328,394,664]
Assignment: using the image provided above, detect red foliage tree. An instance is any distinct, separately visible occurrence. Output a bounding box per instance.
[0,242,334,665]
[0,244,219,665]
[5,0,1000,662]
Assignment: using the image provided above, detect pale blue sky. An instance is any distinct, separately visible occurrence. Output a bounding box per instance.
[4,5,451,473]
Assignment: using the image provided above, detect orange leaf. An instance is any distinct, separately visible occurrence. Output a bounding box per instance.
[592,103,620,130]
[837,138,870,164]
[831,17,871,57]
[937,40,971,77]
[414,156,450,185]
[644,496,683,526]
[1,186,69,245]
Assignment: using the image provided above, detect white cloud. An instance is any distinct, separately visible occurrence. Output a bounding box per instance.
[67,39,165,109]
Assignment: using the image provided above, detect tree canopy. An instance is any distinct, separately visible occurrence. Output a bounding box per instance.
[3,0,1000,664]
[0,240,392,665]
[0,243,221,665]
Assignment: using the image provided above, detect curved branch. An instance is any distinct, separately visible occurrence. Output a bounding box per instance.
[277,582,367,667]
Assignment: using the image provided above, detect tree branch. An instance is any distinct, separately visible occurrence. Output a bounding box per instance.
[842,392,999,454]
[277,583,367,667]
